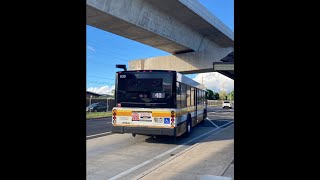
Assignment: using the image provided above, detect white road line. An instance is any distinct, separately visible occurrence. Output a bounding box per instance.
[206,118,219,128]
[108,121,234,180]
[135,124,234,180]
[86,132,112,138]
[212,119,232,122]
[208,112,216,114]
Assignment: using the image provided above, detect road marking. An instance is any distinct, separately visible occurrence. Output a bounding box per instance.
[134,123,234,179]
[221,157,234,176]
[208,112,216,114]
[211,119,232,122]
[206,118,219,128]
[108,121,234,180]
[86,132,112,139]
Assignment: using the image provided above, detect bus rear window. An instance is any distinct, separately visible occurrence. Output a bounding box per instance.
[116,72,174,108]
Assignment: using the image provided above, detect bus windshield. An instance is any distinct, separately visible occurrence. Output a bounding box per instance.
[116,72,174,108]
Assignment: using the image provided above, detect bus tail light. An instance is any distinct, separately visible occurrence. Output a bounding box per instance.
[112,109,117,124]
[171,110,175,126]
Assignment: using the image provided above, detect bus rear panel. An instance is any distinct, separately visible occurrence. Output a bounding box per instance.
[112,70,207,137]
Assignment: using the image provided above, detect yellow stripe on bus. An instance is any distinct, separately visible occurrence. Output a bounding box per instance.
[115,107,201,117]
[116,111,132,116]
[152,112,171,117]
[116,111,171,117]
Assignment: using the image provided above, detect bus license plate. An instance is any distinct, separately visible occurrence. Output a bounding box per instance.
[132,111,152,121]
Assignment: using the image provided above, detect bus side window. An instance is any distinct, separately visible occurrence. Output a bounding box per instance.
[191,87,195,106]
[181,83,187,108]
[197,89,200,105]
[176,82,181,108]
[187,85,191,107]
[200,91,204,105]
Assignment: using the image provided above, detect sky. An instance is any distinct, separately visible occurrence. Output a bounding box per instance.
[87,0,234,94]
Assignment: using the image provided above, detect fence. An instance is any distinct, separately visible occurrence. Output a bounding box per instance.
[86,98,115,111]
[207,100,234,107]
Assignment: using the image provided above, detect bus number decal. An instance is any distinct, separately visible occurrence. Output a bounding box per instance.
[152,92,165,98]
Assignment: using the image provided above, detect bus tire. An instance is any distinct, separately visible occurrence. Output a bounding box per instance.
[203,109,207,121]
[184,115,192,137]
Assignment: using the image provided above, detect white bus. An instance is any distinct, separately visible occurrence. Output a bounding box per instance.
[112,70,207,138]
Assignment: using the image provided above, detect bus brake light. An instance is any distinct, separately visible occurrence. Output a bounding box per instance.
[171,110,175,126]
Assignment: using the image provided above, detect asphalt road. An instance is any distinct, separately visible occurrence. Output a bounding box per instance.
[86,106,233,138]
[87,107,234,179]
[86,118,112,137]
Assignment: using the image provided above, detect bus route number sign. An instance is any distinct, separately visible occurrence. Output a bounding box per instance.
[152,92,165,98]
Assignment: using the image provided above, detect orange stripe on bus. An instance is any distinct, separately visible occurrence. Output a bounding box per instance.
[116,111,132,116]
[152,112,171,117]
[116,111,171,117]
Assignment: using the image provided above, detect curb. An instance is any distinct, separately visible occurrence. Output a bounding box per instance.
[86,116,112,120]
[86,132,113,140]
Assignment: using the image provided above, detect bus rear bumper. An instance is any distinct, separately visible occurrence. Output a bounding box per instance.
[112,126,176,136]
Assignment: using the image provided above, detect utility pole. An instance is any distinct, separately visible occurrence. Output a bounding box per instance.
[89,95,93,113]
[202,74,203,84]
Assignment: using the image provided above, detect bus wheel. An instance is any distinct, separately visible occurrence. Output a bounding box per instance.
[132,133,136,137]
[184,115,192,137]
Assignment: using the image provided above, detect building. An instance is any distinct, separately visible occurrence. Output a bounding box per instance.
[86,91,102,98]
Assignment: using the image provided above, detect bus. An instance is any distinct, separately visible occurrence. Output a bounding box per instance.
[112,70,207,138]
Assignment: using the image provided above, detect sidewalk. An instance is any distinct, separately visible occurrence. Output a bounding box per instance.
[134,124,234,180]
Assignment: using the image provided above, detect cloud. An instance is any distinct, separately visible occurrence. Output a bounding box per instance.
[193,72,234,93]
[87,45,95,52]
[87,85,115,95]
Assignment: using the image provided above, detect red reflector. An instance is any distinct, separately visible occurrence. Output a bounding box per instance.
[117,103,121,107]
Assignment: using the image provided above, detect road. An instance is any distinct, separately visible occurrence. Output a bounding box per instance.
[86,117,112,138]
[87,106,234,179]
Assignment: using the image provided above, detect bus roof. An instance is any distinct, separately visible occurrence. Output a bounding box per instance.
[176,72,207,91]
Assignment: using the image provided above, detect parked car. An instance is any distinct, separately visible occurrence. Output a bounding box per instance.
[86,102,108,112]
[222,101,232,109]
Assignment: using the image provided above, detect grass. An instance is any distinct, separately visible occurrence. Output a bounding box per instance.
[86,112,112,120]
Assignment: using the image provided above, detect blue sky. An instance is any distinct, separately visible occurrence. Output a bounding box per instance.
[87,0,234,94]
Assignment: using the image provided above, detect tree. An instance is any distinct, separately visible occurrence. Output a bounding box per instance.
[213,92,219,100]
[111,89,115,97]
[227,90,234,100]
[219,90,228,100]
[206,89,214,100]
